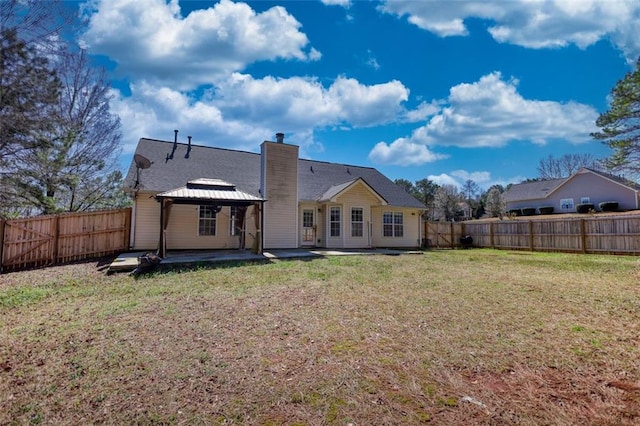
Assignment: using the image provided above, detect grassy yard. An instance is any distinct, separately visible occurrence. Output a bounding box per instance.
[1,249,639,425]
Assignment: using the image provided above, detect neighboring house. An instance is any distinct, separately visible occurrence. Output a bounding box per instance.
[504,167,640,214]
[123,134,425,256]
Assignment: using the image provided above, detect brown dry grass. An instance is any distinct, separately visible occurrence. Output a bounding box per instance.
[1,250,639,425]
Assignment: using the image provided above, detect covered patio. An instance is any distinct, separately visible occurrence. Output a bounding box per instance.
[155,178,264,258]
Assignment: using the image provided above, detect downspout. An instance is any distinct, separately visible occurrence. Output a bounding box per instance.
[129,192,137,250]
[260,201,265,253]
[418,209,427,248]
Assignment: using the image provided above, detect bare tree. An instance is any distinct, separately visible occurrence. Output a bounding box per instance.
[433,184,463,221]
[485,187,506,218]
[414,178,439,219]
[461,179,479,217]
[537,153,600,179]
[1,0,75,46]
[6,48,122,214]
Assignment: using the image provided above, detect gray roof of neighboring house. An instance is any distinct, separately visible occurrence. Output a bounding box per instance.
[124,138,424,208]
[504,178,567,202]
[504,167,640,202]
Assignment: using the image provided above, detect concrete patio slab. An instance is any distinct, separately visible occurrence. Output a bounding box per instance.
[107,248,421,274]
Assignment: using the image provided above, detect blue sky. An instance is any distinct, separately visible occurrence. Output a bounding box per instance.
[75,0,639,190]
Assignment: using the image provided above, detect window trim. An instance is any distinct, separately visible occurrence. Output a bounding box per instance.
[383,211,404,238]
[351,207,364,237]
[560,198,574,210]
[198,205,218,236]
[330,206,341,237]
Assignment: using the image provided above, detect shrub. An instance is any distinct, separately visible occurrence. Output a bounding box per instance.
[507,208,521,217]
[599,201,618,212]
[576,203,595,214]
[538,206,554,215]
[521,207,536,216]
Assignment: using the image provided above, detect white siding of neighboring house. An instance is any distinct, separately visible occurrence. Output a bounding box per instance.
[371,206,421,248]
[548,171,638,211]
[508,171,640,212]
[261,141,299,249]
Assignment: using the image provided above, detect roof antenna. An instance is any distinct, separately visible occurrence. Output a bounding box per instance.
[166,129,178,162]
[185,136,192,158]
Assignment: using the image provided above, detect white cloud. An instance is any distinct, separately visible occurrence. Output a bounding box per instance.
[368,138,448,166]
[321,0,351,6]
[80,0,318,90]
[403,100,440,123]
[450,170,491,185]
[379,0,640,63]
[427,173,460,188]
[368,71,598,166]
[412,72,598,148]
[113,73,412,155]
[427,170,524,190]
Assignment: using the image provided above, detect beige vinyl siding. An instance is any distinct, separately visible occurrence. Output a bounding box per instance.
[261,142,299,248]
[334,182,383,248]
[165,205,237,249]
[132,192,160,250]
[132,194,259,250]
[371,207,421,248]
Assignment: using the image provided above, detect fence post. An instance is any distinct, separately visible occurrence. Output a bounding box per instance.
[450,221,454,249]
[489,221,494,248]
[0,218,5,272]
[580,219,587,253]
[529,220,534,251]
[51,215,60,265]
[124,208,132,250]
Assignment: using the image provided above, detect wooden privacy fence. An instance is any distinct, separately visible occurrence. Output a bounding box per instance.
[1,208,131,272]
[424,215,640,255]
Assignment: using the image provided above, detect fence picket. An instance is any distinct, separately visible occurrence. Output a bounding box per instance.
[0,208,131,272]
[424,215,640,255]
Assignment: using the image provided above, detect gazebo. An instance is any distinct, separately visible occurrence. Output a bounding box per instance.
[154,178,264,258]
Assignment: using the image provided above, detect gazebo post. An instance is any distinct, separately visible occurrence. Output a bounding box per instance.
[158,198,165,258]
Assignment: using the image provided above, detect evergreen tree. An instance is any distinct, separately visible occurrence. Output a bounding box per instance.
[591,57,640,179]
[0,28,60,215]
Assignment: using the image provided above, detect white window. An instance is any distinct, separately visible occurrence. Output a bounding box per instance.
[560,198,574,210]
[351,207,363,237]
[383,211,403,237]
[199,205,217,236]
[330,206,341,237]
[229,206,239,236]
[580,197,590,204]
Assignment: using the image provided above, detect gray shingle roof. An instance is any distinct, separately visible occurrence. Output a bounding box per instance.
[504,178,566,202]
[124,138,424,209]
[504,167,640,203]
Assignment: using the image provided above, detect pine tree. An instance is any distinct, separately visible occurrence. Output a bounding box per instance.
[591,57,640,178]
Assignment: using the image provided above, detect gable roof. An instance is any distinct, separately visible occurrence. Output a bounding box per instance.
[504,178,567,202]
[318,177,388,204]
[505,167,640,203]
[124,138,424,209]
